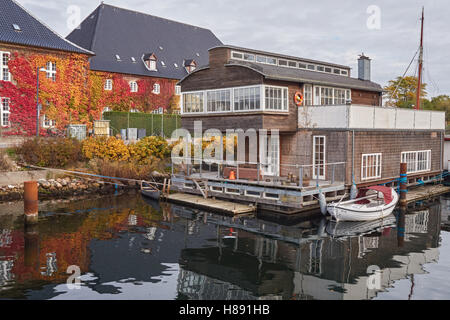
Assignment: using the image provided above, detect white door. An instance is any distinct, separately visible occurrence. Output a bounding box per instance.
[261,135,280,176]
[313,136,326,180]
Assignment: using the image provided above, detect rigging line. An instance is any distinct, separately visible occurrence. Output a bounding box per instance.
[424,44,440,95]
[387,46,420,105]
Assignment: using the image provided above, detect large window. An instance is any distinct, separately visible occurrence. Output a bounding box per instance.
[207,89,231,112]
[361,153,382,180]
[1,97,10,127]
[1,52,10,81]
[401,150,431,174]
[303,84,313,106]
[234,86,261,111]
[183,92,204,113]
[45,61,56,81]
[182,85,290,114]
[314,86,351,105]
[265,86,288,111]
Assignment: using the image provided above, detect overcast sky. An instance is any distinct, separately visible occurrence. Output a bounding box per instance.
[17,0,450,97]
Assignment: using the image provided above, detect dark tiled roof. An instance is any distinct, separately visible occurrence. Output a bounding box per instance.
[0,0,93,55]
[66,3,222,79]
[226,60,383,92]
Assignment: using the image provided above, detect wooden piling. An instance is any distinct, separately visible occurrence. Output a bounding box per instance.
[24,181,38,224]
[399,163,408,206]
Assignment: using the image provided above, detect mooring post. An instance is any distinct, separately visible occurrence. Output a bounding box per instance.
[299,166,303,187]
[400,162,408,207]
[397,205,406,248]
[24,181,38,224]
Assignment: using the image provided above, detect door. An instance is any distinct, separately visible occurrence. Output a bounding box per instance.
[313,136,326,179]
[260,135,280,176]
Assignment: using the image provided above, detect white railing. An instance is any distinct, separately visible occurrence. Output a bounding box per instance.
[299,104,445,130]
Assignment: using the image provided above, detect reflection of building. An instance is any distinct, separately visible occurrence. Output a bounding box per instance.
[0,194,444,300]
[177,203,442,300]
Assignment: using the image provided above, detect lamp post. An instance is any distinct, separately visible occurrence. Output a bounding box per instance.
[35,66,46,137]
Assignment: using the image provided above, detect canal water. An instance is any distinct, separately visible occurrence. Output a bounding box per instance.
[0,192,449,300]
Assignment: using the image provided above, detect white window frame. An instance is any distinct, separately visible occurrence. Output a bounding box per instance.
[312,136,326,180]
[361,153,382,180]
[313,85,351,106]
[401,150,431,174]
[153,83,160,94]
[230,50,349,76]
[1,52,11,82]
[129,81,138,93]
[303,84,313,106]
[42,114,56,128]
[181,84,289,115]
[175,85,181,95]
[1,97,10,127]
[45,61,56,81]
[104,79,113,91]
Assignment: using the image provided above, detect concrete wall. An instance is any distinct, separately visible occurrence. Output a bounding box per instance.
[303,105,446,131]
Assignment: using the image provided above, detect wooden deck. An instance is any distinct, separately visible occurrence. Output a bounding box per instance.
[163,193,255,215]
[406,184,450,203]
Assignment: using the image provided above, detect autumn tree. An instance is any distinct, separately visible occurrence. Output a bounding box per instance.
[383,76,427,108]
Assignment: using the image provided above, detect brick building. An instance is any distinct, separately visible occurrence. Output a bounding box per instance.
[66,3,222,114]
[178,45,445,195]
[0,0,93,134]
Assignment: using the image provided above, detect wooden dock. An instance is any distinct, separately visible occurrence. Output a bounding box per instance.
[163,193,255,215]
[406,184,450,203]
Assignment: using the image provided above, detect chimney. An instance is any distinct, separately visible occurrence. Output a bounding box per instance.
[358,53,371,81]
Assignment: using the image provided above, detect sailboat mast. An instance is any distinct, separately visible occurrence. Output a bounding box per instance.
[416,7,424,110]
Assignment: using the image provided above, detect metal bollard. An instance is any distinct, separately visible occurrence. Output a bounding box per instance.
[24,181,38,224]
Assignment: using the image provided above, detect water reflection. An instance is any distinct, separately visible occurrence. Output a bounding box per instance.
[0,193,447,300]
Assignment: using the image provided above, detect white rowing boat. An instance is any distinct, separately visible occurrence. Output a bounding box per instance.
[327,186,399,222]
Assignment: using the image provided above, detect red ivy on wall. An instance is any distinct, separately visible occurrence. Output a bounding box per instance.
[0,52,91,135]
[90,71,177,113]
[0,52,178,136]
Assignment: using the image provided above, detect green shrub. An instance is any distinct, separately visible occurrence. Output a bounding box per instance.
[15,137,85,168]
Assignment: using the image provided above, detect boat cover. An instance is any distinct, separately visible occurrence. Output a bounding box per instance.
[355,186,394,205]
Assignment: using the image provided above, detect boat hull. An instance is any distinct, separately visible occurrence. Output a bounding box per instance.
[327,189,399,222]
[141,189,161,200]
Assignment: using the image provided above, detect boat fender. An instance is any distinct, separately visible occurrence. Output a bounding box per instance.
[319,192,327,215]
[350,184,358,200]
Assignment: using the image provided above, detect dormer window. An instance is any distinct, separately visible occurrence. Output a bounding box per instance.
[143,53,157,71]
[184,59,197,73]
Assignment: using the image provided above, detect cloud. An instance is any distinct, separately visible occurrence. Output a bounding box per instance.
[15,0,450,96]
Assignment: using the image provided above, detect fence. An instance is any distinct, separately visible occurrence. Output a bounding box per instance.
[103,111,181,137]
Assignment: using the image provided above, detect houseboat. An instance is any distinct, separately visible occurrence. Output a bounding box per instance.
[172,45,445,214]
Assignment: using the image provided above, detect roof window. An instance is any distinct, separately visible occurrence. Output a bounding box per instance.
[12,24,21,31]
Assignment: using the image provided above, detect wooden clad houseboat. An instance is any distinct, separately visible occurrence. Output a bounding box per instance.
[173,45,445,214]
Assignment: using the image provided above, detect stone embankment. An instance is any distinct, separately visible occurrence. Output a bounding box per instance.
[0,177,135,202]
